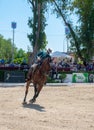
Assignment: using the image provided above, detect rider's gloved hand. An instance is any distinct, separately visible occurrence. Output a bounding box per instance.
[37,56,41,61]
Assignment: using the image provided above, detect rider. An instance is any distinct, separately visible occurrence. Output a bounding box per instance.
[26,48,52,81]
[37,48,52,65]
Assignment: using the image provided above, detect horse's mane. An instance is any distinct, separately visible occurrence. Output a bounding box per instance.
[39,57,51,73]
[32,57,51,79]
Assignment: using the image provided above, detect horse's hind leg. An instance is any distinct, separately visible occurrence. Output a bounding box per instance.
[23,80,31,104]
[30,85,43,103]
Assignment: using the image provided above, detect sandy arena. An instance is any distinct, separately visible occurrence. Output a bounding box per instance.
[0,83,94,130]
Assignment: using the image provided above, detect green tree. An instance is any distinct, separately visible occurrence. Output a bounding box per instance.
[15,49,27,58]
[14,48,28,64]
[0,35,13,61]
[50,0,84,60]
[50,0,94,61]
[0,34,28,64]
[72,0,94,61]
[27,0,48,64]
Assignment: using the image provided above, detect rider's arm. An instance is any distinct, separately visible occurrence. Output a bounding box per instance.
[37,52,43,57]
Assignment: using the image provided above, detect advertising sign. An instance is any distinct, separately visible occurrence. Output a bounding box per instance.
[72,73,88,83]
[4,71,25,83]
[88,73,94,83]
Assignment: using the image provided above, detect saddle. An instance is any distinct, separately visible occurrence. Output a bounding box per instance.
[25,64,40,82]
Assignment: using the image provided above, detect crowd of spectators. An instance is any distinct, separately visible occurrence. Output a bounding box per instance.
[49,58,94,80]
[51,57,94,73]
[0,59,29,71]
[0,58,94,72]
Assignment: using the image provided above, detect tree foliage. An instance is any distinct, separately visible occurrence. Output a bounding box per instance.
[27,0,48,64]
[0,35,13,61]
[72,0,94,61]
[0,34,28,64]
[49,0,94,61]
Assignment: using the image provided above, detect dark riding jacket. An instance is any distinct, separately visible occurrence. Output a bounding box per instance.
[36,51,51,65]
[37,51,51,60]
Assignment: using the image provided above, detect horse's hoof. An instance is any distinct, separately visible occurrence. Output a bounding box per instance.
[22,101,27,105]
[29,99,33,103]
[29,99,36,104]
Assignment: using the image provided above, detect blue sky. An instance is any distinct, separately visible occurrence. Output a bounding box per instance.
[0,0,68,52]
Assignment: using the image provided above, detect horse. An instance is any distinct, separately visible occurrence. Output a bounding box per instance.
[23,57,51,104]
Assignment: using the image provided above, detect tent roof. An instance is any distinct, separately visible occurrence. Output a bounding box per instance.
[51,51,71,58]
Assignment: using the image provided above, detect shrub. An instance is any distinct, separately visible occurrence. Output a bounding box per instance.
[59,73,67,83]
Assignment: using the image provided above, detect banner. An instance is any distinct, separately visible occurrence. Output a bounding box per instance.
[88,73,94,83]
[72,73,88,83]
[4,71,25,83]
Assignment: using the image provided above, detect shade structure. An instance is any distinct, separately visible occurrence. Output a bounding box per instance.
[51,51,71,62]
[51,51,71,58]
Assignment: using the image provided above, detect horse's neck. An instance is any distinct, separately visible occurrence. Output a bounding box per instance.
[40,62,46,72]
[40,60,50,73]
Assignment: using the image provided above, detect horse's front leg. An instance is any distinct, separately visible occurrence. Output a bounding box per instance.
[23,80,31,104]
[29,84,37,103]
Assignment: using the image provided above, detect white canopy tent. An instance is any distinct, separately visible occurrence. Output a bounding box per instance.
[51,51,72,62]
[51,51,71,58]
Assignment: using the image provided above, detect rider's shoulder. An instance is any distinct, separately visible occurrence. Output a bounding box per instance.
[37,51,43,55]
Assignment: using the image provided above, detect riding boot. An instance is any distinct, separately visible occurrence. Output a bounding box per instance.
[25,67,33,82]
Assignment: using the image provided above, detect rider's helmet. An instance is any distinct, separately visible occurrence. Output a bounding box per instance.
[47,48,52,54]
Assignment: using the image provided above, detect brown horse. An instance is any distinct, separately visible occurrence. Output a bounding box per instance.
[23,57,51,104]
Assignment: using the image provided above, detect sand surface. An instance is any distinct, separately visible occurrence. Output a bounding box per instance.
[0,83,94,130]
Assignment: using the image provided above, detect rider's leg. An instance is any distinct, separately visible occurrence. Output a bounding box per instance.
[26,63,38,81]
[26,67,33,81]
